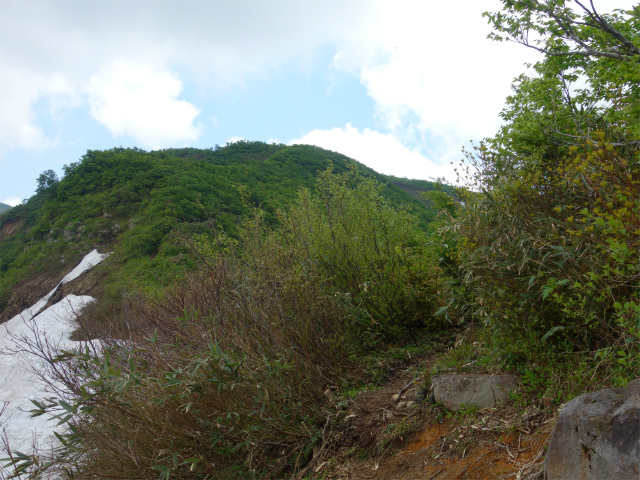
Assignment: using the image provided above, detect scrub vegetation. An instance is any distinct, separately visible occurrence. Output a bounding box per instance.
[0,142,444,318]
[0,0,638,478]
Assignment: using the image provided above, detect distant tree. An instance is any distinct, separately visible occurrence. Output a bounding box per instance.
[36,169,59,195]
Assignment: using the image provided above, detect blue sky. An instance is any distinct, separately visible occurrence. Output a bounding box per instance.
[0,0,632,205]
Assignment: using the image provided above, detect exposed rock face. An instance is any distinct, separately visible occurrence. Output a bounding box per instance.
[545,378,640,480]
[431,374,519,411]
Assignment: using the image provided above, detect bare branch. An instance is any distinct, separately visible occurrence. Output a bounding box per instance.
[574,0,640,57]
[501,0,640,61]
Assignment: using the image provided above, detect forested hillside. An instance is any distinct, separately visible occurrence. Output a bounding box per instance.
[0,1,637,478]
[0,141,443,321]
[0,203,11,215]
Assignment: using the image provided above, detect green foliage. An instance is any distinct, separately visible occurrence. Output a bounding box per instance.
[20,245,353,478]
[36,169,59,196]
[0,142,438,317]
[444,1,640,384]
[2,167,447,478]
[273,165,444,337]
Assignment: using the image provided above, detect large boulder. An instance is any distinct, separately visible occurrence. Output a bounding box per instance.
[431,374,519,410]
[545,378,640,480]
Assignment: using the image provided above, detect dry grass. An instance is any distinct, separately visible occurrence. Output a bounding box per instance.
[34,247,355,479]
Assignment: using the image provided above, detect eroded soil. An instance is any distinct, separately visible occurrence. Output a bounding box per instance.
[0,219,22,240]
[323,357,554,480]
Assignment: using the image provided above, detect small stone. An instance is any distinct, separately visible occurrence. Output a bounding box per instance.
[392,394,400,402]
[488,419,500,429]
[396,402,407,410]
[406,401,414,408]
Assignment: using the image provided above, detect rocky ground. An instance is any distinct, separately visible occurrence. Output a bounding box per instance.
[320,355,555,480]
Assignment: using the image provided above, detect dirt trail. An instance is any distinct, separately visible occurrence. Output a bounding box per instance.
[326,357,553,480]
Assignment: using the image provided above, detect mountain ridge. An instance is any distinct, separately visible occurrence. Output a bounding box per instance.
[0,141,451,321]
[0,202,12,215]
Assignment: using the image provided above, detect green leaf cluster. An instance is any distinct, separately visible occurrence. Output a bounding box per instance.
[446,1,639,384]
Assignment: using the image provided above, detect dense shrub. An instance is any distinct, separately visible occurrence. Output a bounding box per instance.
[445,1,640,385]
[274,166,444,338]
[8,168,443,478]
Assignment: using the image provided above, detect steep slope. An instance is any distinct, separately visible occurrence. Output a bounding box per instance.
[0,203,12,215]
[0,142,446,322]
[0,250,109,476]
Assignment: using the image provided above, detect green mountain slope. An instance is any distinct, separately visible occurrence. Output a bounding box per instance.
[381,175,458,207]
[0,141,448,319]
[0,203,12,215]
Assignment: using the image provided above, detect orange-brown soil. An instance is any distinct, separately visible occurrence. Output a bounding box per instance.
[323,357,554,480]
[0,219,22,240]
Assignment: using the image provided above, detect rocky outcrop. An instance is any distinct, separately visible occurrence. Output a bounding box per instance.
[431,374,519,411]
[545,378,640,480]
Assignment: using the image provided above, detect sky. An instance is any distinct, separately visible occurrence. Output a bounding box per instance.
[0,0,633,206]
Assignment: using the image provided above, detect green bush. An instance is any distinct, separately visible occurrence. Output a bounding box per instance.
[273,165,444,338]
[445,0,640,385]
[12,167,446,478]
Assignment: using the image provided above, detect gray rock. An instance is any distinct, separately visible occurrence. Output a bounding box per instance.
[431,374,519,411]
[381,409,394,421]
[545,378,640,480]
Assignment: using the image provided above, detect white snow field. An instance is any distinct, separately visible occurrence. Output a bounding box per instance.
[22,249,110,320]
[0,250,110,476]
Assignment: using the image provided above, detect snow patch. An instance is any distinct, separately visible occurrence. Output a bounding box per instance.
[22,249,110,319]
[59,249,110,285]
[0,250,110,475]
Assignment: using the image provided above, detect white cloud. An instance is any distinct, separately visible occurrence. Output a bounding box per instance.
[86,60,201,149]
[0,1,372,155]
[291,124,456,182]
[333,1,542,144]
[0,69,73,155]
[225,136,245,145]
[333,1,634,144]
[2,197,22,207]
[2,0,634,177]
